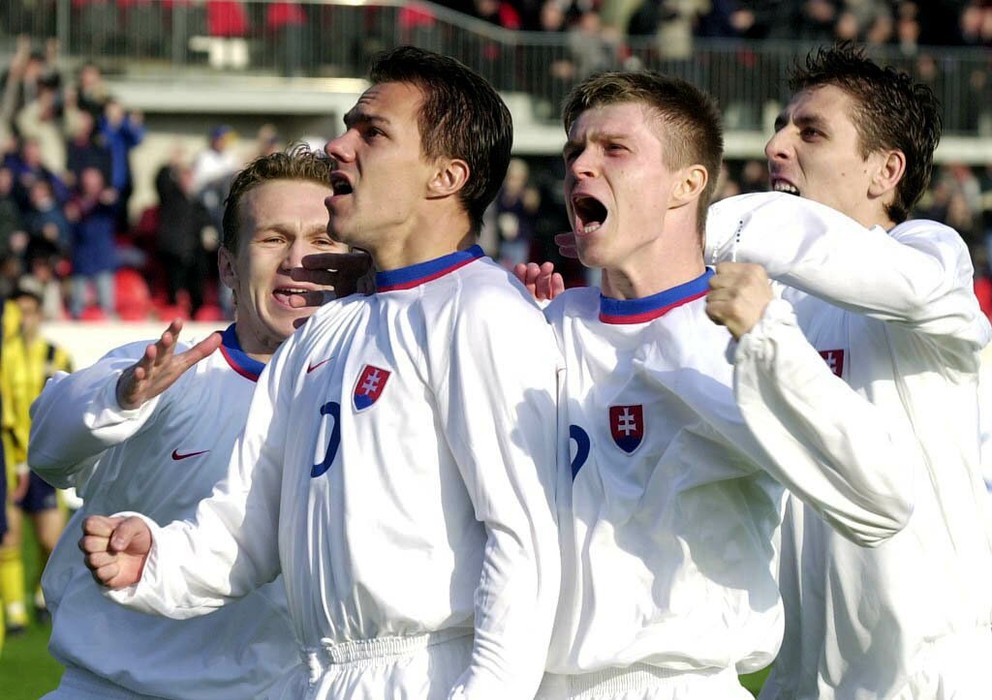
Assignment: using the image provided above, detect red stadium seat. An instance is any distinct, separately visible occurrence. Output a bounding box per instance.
[115,268,154,321]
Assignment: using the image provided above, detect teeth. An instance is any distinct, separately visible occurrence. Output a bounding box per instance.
[277,288,308,295]
[580,223,601,234]
[773,182,800,195]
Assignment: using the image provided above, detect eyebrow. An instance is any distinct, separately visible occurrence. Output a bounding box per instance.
[343,110,390,130]
[775,111,830,132]
[563,131,628,156]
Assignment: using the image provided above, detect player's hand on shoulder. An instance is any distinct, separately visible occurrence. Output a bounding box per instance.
[80,515,151,588]
[116,319,222,410]
[514,261,565,302]
[293,250,375,306]
[705,262,774,340]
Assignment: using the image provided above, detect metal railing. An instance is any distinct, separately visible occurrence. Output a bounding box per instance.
[1,0,989,136]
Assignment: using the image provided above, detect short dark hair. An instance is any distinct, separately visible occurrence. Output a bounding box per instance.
[562,70,724,233]
[789,43,941,224]
[367,46,513,233]
[221,144,333,252]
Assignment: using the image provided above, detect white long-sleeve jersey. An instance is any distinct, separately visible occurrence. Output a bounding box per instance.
[29,325,299,700]
[106,247,564,700]
[707,192,992,699]
[542,265,913,678]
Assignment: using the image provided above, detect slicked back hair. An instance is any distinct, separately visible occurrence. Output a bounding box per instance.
[789,43,941,224]
[562,71,724,233]
[221,144,333,253]
[367,46,513,234]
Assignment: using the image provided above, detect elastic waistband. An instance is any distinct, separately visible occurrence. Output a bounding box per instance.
[543,663,738,698]
[302,628,472,681]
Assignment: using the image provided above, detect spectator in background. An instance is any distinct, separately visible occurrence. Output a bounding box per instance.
[19,240,67,321]
[493,157,540,269]
[193,124,241,228]
[73,62,110,124]
[7,137,70,212]
[64,100,112,192]
[66,166,118,319]
[0,283,72,630]
[154,153,215,317]
[14,82,66,180]
[0,165,25,258]
[97,97,145,235]
[193,124,243,317]
[23,180,71,259]
[0,36,62,119]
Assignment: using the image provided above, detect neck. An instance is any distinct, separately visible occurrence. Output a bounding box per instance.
[369,209,476,272]
[232,323,275,365]
[600,225,706,300]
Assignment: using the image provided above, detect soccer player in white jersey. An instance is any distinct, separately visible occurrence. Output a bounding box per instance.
[78,47,563,700]
[28,147,355,699]
[529,70,917,700]
[705,45,992,699]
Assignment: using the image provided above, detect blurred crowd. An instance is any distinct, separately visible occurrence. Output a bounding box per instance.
[0,35,293,322]
[449,0,992,53]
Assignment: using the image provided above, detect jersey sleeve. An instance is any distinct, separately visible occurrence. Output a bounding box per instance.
[732,297,918,546]
[437,286,563,700]
[104,334,297,618]
[706,192,991,349]
[28,340,170,489]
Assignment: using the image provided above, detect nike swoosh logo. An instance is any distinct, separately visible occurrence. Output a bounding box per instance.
[172,449,210,461]
[307,357,333,374]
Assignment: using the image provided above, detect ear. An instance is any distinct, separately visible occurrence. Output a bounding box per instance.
[671,164,708,208]
[868,150,905,199]
[426,158,470,199]
[218,246,237,293]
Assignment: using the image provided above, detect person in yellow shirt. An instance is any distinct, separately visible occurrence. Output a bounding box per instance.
[0,283,72,633]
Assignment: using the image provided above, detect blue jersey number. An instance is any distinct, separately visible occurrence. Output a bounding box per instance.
[311,401,341,478]
[570,424,590,480]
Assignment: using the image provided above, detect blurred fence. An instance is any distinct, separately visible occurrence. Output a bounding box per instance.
[1,0,990,136]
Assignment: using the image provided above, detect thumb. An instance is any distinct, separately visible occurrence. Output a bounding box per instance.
[109,516,151,554]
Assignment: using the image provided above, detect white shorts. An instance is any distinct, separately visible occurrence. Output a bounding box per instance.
[760,625,992,699]
[891,625,992,700]
[536,663,754,700]
[272,629,474,700]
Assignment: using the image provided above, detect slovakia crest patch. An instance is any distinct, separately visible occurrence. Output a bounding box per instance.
[819,349,845,378]
[354,365,391,410]
[610,405,644,454]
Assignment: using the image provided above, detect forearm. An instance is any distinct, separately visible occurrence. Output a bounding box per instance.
[707,193,985,340]
[733,298,917,545]
[28,360,160,485]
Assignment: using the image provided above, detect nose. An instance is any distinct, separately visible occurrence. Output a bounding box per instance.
[566,149,596,182]
[283,237,310,270]
[325,131,353,163]
[764,127,791,162]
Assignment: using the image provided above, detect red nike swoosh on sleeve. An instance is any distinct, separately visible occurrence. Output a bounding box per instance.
[172,449,210,461]
[307,357,333,373]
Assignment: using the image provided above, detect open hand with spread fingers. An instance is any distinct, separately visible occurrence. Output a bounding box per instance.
[116,320,222,410]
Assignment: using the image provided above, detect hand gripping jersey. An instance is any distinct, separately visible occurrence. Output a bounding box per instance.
[29,325,298,700]
[707,192,992,699]
[540,268,912,696]
[106,247,564,700]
